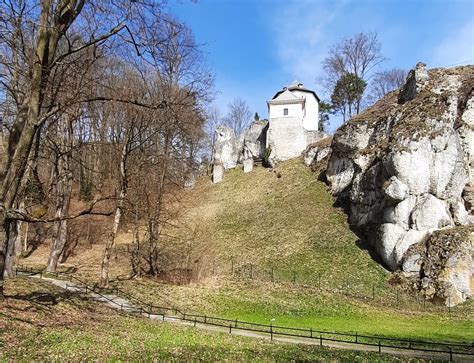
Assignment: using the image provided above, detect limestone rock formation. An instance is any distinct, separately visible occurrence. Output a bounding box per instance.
[326,63,473,304]
[212,121,268,183]
[303,137,332,167]
[213,126,240,170]
[242,120,268,160]
[401,226,473,306]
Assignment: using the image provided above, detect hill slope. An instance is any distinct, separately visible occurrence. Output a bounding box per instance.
[19,158,474,343]
[177,159,388,289]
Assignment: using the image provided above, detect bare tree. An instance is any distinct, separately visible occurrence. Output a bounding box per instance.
[323,32,385,115]
[369,68,407,103]
[0,0,182,296]
[223,98,251,136]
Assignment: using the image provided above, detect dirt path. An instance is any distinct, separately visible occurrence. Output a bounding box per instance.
[28,273,470,362]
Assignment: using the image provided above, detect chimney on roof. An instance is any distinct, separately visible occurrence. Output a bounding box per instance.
[290,80,303,88]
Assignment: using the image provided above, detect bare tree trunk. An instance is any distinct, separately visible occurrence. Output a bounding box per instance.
[46,175,72,272]
[46,140,73,272]
[3,220,19,277]
[0,217,7,298]
[14,201,24,257]
[99,139,128,287]
[23,220,29,254]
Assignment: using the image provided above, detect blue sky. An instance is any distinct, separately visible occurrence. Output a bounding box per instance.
[168,0,474,132]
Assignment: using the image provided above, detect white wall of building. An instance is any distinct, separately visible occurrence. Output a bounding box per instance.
[292,90,319,131]
[267,117,307,161]
[268,102,304,119]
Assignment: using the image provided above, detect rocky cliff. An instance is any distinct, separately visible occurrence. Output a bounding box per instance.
[326,63,473,304]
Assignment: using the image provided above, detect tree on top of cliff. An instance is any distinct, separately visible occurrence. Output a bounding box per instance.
[331,73,367,122]
[323,32,385,115]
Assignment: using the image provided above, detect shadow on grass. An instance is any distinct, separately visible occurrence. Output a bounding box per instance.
[355,238,389,270]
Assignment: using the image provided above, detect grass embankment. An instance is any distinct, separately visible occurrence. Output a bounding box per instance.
[180,159,387,289]
[0,278,413,362]
[18,159,474,344]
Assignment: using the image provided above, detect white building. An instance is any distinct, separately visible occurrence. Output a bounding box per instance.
[266,81,322,163]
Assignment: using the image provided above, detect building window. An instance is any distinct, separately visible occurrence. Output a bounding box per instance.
[283,108,288,116]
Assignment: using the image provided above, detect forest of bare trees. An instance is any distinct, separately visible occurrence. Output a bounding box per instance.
[0,0,213,295]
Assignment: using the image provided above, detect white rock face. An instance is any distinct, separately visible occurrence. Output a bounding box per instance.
[411,194,453,230]
[378,223,406,269]
[402,253,422,273]
[303,137,332,166]
[212,164,224,183]
[385,139,432,195]
[393,229,430,265]
[384,195,416,230]
[213,126,240,170]
[398,62,429,103]
[384,176,409,202]
[212,121,268,183]
[326,63,474,305]
[326,157,355,195]
[402,227,473,305]
[242,120,268,159]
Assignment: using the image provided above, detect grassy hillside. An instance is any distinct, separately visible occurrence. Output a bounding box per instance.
[0,277,414,362]
[178,159,387,289]
[18,158,474,344]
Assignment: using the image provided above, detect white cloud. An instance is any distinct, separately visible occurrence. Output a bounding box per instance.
[265,1,349,132]
[267,1,346,90]
[432,21,474,67]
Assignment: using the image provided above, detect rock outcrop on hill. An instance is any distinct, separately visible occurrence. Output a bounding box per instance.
[212,121,268,183]
[326,63,473,304]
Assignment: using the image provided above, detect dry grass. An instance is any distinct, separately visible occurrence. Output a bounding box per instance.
[1,278,414,362]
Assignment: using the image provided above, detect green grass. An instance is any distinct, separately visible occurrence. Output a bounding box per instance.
[15,158,474,353]
[0,278,417,362]
[177,159,388,289]
[117,277,474,343]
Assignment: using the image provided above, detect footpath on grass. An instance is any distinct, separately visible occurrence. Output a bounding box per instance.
[17,267,474,362]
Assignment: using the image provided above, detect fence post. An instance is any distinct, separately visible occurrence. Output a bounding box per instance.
[194,318,197,327]
[183,313,186,321]
[204,315,207,324]
[378,340,381,354]
[229,324,232,334]
[231,259,234,276]
[235,319,238,328]
[372,285,375,300]
[250,264,253,279]
[271,267,274,282]
[318,274,321,290]
[355,332,358,343]
[270,323,273,341]
[449,347,452,361]
[310,327,313,338]
[320,335,322,346]
[292,271,296,284]
[162,313,165,321]
[448,297,451,313]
